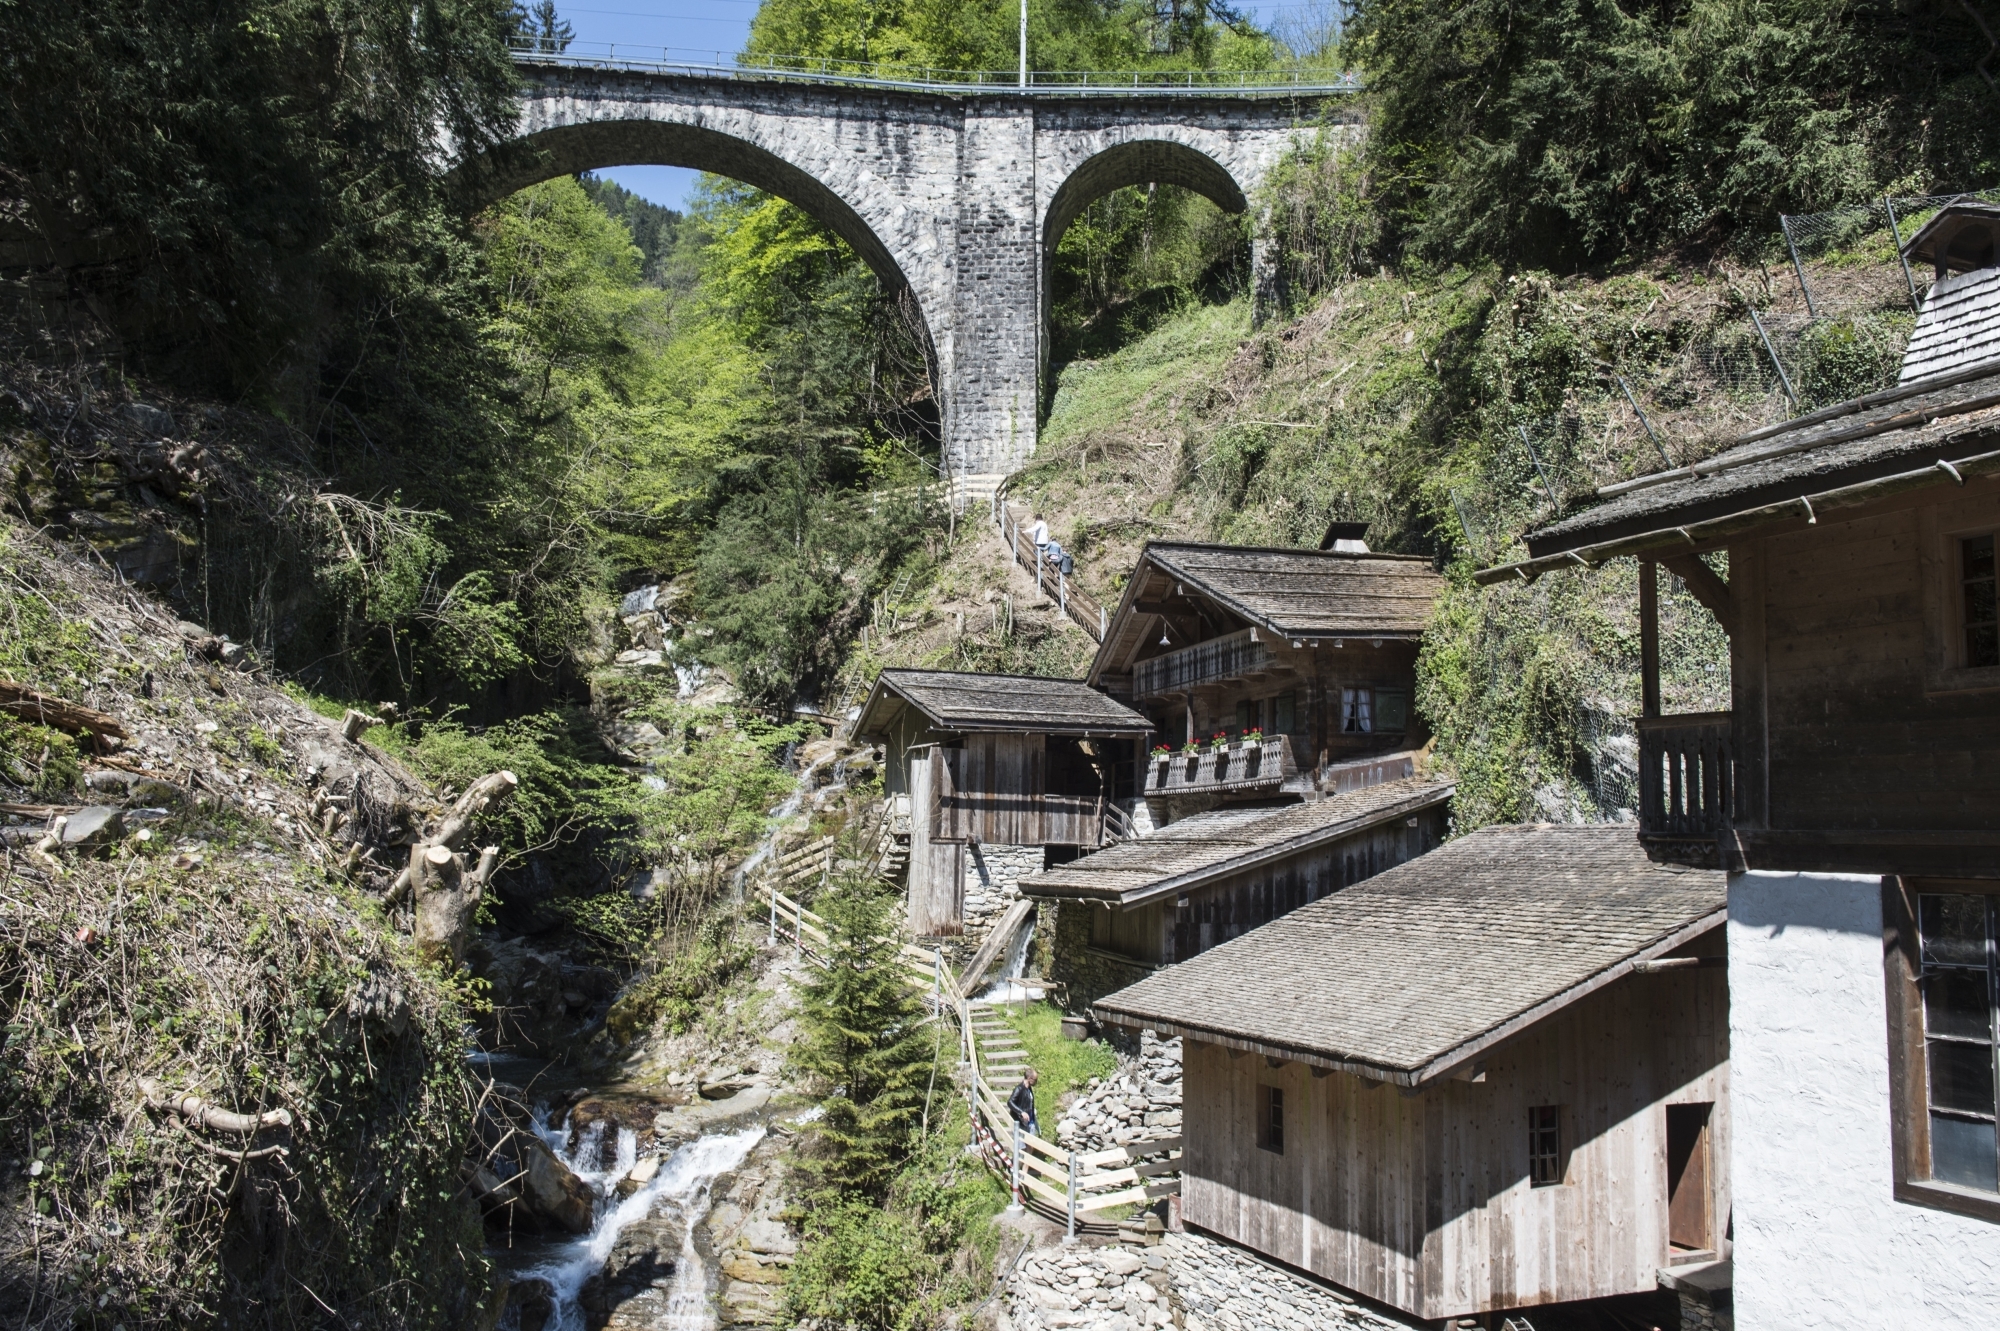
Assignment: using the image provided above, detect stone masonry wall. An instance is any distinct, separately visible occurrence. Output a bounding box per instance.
[965,841,1046,936]
[1047,900,1155,1015]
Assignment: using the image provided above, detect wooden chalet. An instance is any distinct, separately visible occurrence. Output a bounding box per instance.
[852,669,1151,937]
[1095,825,1729,1324]
[1023,771,1453,1009]
[1471,200,2000,1325]
[1088,536,1445,817]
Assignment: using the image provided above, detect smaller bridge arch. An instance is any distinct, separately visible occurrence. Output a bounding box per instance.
[1039,139,1250,260]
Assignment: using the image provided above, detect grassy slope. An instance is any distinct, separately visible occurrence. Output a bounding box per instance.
[0,521,490,1328]
[989,239,1901,824]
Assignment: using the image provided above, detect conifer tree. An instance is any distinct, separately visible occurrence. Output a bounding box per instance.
[789,877,937,1200]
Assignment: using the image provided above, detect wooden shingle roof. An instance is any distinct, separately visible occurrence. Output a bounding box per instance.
[1142,542,1442,639]
[1022,777,1453,908]
[1090,541,1444,685]
[1477,362,2000,583]
[1092,824,1725,1087]
[853,669,1151,739]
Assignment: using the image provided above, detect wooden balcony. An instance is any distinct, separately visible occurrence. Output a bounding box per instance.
[1132,628,1274,699]
[1637,712,1736,861]
[1144,739,1300,797]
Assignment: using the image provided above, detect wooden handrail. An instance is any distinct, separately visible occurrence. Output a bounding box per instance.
[994,503,1107,642]
[750,879,1180,1227]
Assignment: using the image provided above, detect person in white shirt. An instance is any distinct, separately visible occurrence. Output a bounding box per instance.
[1027,514,1050,550]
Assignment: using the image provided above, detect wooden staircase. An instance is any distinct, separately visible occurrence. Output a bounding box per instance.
[968,1002,1033,1093]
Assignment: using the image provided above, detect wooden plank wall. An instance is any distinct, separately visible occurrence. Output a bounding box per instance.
[1753,485,2000,832]
[1181,959,1729,1320]
[907,747,965,935]
[937,734,1107,847]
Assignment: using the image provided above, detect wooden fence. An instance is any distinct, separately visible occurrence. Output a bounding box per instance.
[993,501,1108,642]
[752,881,1180,1235]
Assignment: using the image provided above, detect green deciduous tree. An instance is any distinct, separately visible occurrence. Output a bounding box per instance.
[1352,0,2000,268]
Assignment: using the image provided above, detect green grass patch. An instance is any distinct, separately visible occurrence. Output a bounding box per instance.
[993,1001,1118,1130]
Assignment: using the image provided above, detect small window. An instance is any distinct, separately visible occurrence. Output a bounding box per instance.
[1918,892,1998,1191]
[1258,1085,1284,1154]
[1340,687,1372,733]
[1374,688,1409,733]
[1236,700,1255,734]
[1965,535,1998,669]
[1529,1106,1563,1186]
[1274,690,1297,735]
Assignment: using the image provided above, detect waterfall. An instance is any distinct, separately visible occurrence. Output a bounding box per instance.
[506,1111,767,1331]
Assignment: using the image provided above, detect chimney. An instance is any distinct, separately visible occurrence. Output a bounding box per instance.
[1899,200,2000,385]
[1319,521,1370,553]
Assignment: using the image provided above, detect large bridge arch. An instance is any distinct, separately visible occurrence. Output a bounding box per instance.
[451,120,922,308]
[465,62,1352,495]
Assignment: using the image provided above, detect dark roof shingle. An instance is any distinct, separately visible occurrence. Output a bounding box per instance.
[854,669,1151,738]
[1507,365,2000,567]
[1141,542,1443,639]
[1092,824,1724,1085]
[1023,777,1453,907]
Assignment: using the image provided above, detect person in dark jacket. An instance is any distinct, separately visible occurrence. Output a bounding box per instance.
[1007,1068,1040,1138]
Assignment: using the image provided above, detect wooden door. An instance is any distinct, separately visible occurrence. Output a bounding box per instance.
[1667,1102,1713,1253]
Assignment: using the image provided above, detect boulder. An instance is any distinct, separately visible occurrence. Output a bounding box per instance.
[61,806,124,847]
[521,1137,594,1234]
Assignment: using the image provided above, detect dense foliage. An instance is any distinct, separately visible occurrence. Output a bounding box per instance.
[1353,0,2000,267]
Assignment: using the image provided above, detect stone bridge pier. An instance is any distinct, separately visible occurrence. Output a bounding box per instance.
[452,64,1358,498]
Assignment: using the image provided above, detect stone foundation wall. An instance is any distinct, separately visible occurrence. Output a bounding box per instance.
[1047,900,1156,1016]
[964,841,1045,935]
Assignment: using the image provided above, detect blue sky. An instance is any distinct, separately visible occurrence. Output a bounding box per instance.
[563,2,1332,211]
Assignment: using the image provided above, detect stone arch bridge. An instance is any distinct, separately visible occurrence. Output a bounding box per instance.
[451,57,1359,497]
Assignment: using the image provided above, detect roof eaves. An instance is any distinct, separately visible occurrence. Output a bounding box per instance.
[1406,906,1727,1086]
[1475,444,2000,586]
[1022,782,1455,907]
[1093,903,1726,1088]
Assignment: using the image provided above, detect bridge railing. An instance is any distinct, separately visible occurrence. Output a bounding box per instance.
[509,41,1362,95]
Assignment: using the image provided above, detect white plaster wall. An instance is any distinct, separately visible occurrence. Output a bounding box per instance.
[1729,870,2000,1328]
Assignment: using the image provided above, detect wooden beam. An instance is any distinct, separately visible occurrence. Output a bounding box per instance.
[1640,560,1661,719]
[1661,554,1735,635]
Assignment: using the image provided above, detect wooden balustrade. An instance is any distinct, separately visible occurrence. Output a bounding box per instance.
[1637,712,1736,842]
[1143,737,1299,796]
[1131,627,1273,699]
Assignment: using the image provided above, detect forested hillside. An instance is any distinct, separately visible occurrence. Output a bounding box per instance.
[2,0,1997,1326]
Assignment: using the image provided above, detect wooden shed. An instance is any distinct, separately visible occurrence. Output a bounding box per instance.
[1021,772,1453,1009]
[1095,825,1730,1324]
[853,669,1152,937]
[1087,539,1444,819]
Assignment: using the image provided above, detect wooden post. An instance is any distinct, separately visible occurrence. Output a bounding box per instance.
[768,885,777,947]
[1066,1149,1078,1239]
[1009,1120,1025,1213]
[1640,559,1664,721]
[1059,565,1067,618]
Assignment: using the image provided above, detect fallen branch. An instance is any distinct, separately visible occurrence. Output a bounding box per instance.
[0,679,127,751]
[139,1077,294,1134]
[340,709,379,743]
